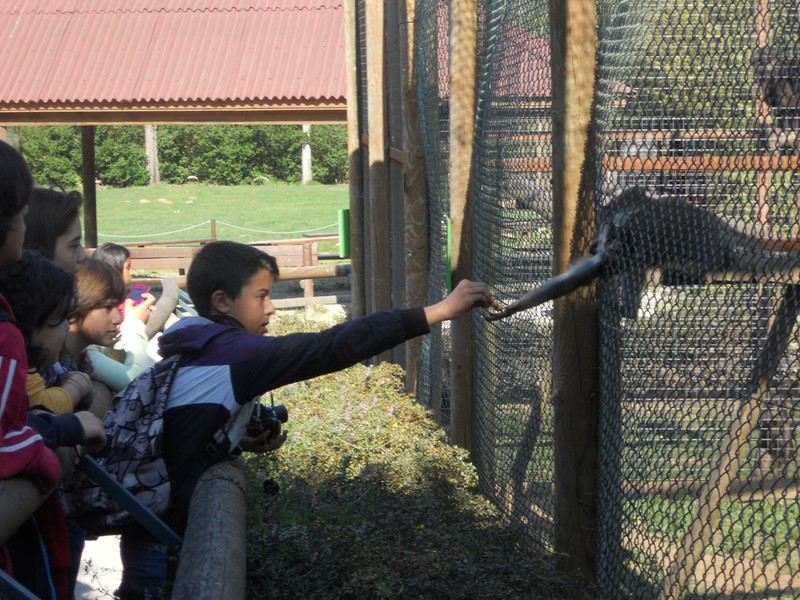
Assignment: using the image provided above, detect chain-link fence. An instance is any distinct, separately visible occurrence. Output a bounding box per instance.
[416,0,453,424]
[415,0,800,596]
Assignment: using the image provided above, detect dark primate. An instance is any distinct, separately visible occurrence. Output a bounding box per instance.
[486,186,800,321]
[753,44,800,110]
[757,410,796,475]
[752,44,800,154]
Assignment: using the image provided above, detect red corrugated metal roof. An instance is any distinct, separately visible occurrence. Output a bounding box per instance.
[0,0,345,121]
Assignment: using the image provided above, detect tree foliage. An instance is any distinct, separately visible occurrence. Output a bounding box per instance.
[12,124,348,187]
[310,124,348,184]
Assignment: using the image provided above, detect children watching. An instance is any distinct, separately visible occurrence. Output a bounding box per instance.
[92,241,180,341]
[113,240,494,599]
[0,251,93,415]
[92,242,132,285]
[0,251,108,599]
[67,258,155,401]
[0,141,106,599]
[0,141,61,492]
[24,187,89,274]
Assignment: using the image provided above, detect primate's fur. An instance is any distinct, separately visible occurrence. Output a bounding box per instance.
[753,44,800,111]
[752,44,800,155]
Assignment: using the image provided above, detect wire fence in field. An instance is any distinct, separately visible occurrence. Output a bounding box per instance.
[414,0,800,597]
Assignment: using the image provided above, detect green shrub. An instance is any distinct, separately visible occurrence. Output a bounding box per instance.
[16,125,82,188]
[254,125,307,183]
[243,313,584,600]
[157,124,308,184]
[17,125,148,188]
[310,124,348,184]
[13,123,347,187]
[95,126,149,187]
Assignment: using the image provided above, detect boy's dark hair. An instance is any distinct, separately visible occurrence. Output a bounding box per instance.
[0,140,33,248]
[0,250,75,370]
[93,242,131,273]
[70,258,126,322]
[24,187,84,260]
[187,241,279,317]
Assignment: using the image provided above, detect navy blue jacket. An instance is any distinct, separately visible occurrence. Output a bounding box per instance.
[157,308,430,531]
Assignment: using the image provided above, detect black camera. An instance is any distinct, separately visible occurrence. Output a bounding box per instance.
[247,402,289,440]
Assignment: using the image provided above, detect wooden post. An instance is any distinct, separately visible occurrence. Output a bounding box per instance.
[173,457,247,600]
[448,0,477,449]
[345,0,366,318]
[386,0,407,367]
[549,0,599,578]
[81,125,98,248]
[365,0,392,360]
[400,0,430,393]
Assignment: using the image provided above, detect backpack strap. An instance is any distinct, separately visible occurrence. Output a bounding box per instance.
[79,456,183,554]
[77,354,185,554]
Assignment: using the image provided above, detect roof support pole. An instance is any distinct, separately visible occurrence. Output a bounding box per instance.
[344,0,365,318]
[399,0,430,394]
[81,125,98,249]
[365,0,392,363]
[550,0,599,579]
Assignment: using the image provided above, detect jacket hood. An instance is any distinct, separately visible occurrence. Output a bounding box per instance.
[158,316,237,358]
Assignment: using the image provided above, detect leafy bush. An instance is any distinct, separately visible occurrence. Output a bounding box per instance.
[158,125,308,184]
[16,126,82,188]
[243,313,585,600]
[252,125,307,183]
[310,124,348,184]
[13,124,347,187]
[154,125,204,184]
[95,126,149,187]
[16,125,148,188]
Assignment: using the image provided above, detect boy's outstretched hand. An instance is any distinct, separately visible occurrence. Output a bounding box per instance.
[240,429,288,454]
[424,279,494,325]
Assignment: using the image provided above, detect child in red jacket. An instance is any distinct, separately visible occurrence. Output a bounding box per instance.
[0,140,60,492]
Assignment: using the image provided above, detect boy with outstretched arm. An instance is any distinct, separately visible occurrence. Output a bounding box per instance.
[117,239,494,599]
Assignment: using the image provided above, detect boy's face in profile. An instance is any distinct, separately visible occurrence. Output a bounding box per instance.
[0,207,27,266]
[224,268,276,335]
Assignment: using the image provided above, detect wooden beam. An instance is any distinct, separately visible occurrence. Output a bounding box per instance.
[448,0,477,450]
[173,458,247,600]
[345,0,365,318]
[494,154,800,172]
[365,0,392,340]
[550,0,599,579]
[81,125,98,248]
[399,0,430,394]
[0,107,347,126]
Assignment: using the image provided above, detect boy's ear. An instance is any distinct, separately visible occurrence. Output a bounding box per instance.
[210,289,231,314]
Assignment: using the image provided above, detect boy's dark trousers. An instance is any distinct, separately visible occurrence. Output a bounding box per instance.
[117,524,172,600]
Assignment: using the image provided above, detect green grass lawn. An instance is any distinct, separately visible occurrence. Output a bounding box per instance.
[95,182,349,245]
